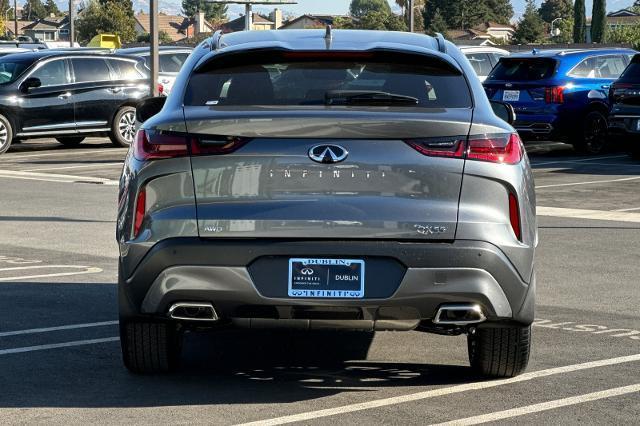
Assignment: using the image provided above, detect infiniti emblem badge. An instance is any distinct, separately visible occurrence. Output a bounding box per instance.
[308,144,349,164]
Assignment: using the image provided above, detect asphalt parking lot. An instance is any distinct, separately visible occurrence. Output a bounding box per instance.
[0,138,638,424]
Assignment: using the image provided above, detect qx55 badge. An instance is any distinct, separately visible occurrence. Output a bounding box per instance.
[308,144,349,164]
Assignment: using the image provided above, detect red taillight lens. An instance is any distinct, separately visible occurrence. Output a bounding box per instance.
[467,133,523,165]
[404,137,466,158]
[544,86,564,104]
[133,187,146,238]
[133,130,188,161]
[158,83,164,95]
[508,192,521,241]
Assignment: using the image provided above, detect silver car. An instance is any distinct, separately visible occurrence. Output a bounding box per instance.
[117,29,537,377]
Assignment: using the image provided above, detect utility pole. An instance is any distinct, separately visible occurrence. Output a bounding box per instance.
[13,0,17,40]
[150,0,159,96]
[409,0,414,33]
[69,0,75,46]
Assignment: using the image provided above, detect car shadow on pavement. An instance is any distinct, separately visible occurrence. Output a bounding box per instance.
[0,282,479,409]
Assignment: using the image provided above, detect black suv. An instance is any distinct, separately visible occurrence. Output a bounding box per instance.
[0,50,150,154]
[609,53,640,158]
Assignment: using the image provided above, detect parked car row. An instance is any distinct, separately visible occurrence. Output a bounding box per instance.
[0,46,193,155]
[468,47,639,156]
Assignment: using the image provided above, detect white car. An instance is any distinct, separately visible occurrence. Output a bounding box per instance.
[459,46,509,82]
[116,47,193,95]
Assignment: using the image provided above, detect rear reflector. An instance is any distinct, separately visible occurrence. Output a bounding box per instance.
[508,192,521,241]
[467,133,523,165]
[133,130,188,160]
[133,187,146,238]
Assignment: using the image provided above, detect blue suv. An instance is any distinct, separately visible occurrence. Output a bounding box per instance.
[484,48,636,153]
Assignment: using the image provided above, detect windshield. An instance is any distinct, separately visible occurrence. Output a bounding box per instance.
[488,58,557,81]
[185,52,472,108]
[0,57,35,84]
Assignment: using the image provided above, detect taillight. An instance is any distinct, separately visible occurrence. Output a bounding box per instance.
[544,86,564,104]
[508,192,521,241]
[190,136,251,156]
[133,187,146,238]
[404,137,466,158]
[133,129,188,161]
[158,83,164,95]
[467,133,523,165]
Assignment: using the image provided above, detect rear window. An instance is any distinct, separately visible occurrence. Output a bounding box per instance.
[618,56,640,82]
[488,58,557,81]
[185,51,472,108]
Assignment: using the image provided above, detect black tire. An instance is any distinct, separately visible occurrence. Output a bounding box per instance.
[0,113,13,155]
[55,136,85,146]
[120,319,181,374]
[109,106,136,147]
[468,325,531,378]
[572,111,608,155]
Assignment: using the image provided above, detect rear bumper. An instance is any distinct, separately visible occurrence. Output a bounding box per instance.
[119,238,535,327]
[608,115,640,139]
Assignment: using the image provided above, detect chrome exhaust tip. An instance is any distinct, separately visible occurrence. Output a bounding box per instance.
[433,304,486,325]
[168,302,218,322]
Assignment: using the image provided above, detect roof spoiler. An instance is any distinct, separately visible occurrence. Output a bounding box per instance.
[434,33,446,54]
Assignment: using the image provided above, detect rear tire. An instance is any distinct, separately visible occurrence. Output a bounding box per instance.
[120,319,181,374]
[55,136,85,146]
[572,111,608,155]
[0,113,13,155]
[110,106,136,147]
[468,325,531,378]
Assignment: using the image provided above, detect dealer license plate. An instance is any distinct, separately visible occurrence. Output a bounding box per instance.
[288,258,365,298]
[503,90,520,102]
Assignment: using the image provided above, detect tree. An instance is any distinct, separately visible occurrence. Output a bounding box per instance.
[591,0,606,43]
[426,8,448,37]
[76,0,136,44]
[44,0,60,16]
[573,0,586,43]
[632,0,640,14]
[136,30,173,44]
[538,0,572,23]
[182,0,227,22]
[513,0,544,44]
[608,24,640,49]
[423,0,511,31]
[23,0,48,20]
[349,0,391,19]
[354,10,407,31]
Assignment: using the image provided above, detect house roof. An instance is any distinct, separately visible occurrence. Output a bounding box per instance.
[135,13,212,42]
[280,14,351,29]
[221,13,274,32]
[607,9,639,17]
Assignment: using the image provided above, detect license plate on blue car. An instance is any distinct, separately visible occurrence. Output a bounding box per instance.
[288,258,365,298]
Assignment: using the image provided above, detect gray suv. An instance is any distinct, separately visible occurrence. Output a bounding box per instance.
[117,29,537,377]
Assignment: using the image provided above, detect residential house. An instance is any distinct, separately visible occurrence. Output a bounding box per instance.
[279,14,352,29]
[134,12,214,42]
[220,13,276,32]
[19,15,70,41]
[446,22,514,44]
[585,9,640,42]
[5,20,33,39]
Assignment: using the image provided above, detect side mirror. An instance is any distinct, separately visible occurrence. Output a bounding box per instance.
[490,100,516,125]
[20,77,41,92]
[136,96,167,123]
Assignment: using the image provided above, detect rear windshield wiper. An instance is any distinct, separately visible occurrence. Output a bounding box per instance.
[325,90,419,106]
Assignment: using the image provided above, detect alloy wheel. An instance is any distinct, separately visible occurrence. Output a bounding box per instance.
[118,111,136,144]
[0,121,8,150]
[583,113,607,154]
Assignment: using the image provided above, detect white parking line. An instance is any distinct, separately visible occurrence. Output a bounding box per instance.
[536,176,640,189]
[0,170,118,185]
[537,207,640,223]
[23,162,123,172]
[431,383,640,425]
[0,321,118,337]
[531,155,628,166]
[614,207,640,212]
[4,148,127,160]
[0,265,103,281]
[0,337,119,356]
[235,353,640,426]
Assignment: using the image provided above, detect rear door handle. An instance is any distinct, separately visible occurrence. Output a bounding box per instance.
[110,87,122,93]
[58,92,71,99]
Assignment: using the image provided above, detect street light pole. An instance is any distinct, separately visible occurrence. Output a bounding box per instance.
[69,0,75,46]
[5,6,13,38]
[408,0,414,32]
[550,17,563,38]
[13,0,17,40]
[150,0,159,96]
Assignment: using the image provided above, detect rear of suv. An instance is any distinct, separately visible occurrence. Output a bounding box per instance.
[484,48,636,153]
[609,53,640,158]
[117,30,537,377]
